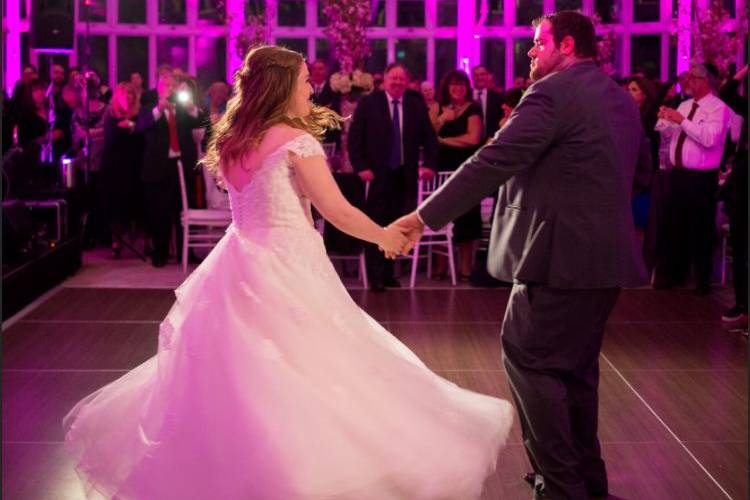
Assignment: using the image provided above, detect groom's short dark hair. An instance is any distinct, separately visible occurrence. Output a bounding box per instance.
[533,11,597,60]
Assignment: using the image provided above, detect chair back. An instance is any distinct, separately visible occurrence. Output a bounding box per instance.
[176,160,189,214]
[417,171,454,204]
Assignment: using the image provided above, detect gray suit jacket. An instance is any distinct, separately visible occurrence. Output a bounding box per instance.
[419,61,649,289]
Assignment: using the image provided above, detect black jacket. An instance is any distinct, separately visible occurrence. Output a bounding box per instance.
[481,88,504,139]
[136,103,203,183]
[347,89,438,177]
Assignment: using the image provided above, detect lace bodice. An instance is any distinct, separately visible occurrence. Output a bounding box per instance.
[227,133,325,234]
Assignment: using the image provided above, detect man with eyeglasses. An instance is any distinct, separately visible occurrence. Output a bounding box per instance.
[654,63,740,295]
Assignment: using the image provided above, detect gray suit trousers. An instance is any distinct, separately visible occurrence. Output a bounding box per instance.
[501,284,620,499]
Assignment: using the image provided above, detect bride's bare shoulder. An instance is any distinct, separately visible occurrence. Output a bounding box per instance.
[264,125,308,145]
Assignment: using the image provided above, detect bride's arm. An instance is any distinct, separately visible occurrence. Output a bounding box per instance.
[291,153,407,255]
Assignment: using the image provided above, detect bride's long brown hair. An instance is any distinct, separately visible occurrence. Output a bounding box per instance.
[202,45,342,182]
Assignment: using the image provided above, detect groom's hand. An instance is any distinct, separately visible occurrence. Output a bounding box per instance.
[390,211,424,255]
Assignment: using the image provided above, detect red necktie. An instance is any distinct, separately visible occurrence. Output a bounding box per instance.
[167,108,180,154]
[674,102,699,169]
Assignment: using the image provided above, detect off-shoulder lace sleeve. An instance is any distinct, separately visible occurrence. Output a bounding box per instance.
[285,133,325,159]
[286,134,325,158]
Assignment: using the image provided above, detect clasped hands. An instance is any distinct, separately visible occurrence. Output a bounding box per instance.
[377,212,425,260]
[657,106,685,125]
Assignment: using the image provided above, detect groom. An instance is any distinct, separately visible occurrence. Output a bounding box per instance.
[393,11,650,499]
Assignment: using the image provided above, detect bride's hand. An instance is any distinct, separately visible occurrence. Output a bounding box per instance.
[378,225,408,259]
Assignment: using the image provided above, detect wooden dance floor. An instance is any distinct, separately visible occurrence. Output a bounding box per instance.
[2,285,747,499]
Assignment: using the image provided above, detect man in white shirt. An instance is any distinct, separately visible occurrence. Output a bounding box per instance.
[654,63,738,294]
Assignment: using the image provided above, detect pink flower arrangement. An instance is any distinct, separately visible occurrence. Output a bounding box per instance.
[692,0,747,76]
[235,13,272,59]
[591,13,617,76]
[321,0,371,75]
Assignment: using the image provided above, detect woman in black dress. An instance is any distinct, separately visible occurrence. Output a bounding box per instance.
[100,82,144,257]
[429,70,483,280]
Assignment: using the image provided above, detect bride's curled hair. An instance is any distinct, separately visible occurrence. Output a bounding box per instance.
[202,45,342,182]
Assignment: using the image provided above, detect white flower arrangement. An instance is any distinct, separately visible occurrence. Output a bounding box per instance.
[329,69,374,96]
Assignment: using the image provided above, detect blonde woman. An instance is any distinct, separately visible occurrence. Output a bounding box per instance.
[63,46,512,499]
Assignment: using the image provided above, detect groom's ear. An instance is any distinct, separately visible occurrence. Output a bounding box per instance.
[559,35,576,57]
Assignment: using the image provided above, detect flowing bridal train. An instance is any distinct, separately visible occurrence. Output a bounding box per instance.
[64,134,513,499]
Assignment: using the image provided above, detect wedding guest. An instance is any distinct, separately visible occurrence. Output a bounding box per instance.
[72,76,109,247]
[16,79,51,150]
[50,63,67,109]
[10,64,38,115]
[432,69,483,281]
[348,62,438,291]
[720,120,748,327]
[137,73,204,267]
[472,65,504,140]
[100,82,144,258]
[654,63,736,294]
[141,64,173,107]
[206,81,230,123]
[130,72,145,103]
[309,60,341,149]
[420,80,439,121]
[627,76,659,236]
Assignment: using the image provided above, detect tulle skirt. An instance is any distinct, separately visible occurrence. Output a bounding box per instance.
[64,224,514,499]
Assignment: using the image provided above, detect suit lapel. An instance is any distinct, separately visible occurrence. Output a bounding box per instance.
[377,92,391,131]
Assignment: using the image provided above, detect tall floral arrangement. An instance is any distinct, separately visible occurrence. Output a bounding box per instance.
[322,0,370,74]
[693,0,747,76]
[234,12,273,59]
[591,13,617,76]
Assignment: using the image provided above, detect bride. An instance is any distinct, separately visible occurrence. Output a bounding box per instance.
[63,45,514,500]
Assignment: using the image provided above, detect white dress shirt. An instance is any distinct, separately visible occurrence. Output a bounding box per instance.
[655,93,738,170]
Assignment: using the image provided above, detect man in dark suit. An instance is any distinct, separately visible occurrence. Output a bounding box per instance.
[393,11,649,499]
[309,60,341,149]
[348,62,438,292]
[472,65,505,140]
[136,73,203,267]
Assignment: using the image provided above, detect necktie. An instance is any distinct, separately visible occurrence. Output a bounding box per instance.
[390,99,401,169]
[167,108,180,154]
[477,90,487,136]
[674,102,699,169]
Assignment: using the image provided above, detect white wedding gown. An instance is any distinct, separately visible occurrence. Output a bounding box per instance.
[63,133,514,500]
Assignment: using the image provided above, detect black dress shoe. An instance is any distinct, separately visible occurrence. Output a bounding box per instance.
[369,283,386,293]
[384,278,401,288]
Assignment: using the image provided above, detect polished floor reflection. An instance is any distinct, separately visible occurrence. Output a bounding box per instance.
[3,286,747,499]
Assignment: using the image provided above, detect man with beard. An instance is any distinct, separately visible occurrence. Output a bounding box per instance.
[392,11,650,499]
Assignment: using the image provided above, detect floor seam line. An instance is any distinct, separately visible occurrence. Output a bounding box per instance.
[601,353,734,499]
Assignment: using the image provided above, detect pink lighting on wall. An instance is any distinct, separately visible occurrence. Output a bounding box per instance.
[676,0,691,75]
[226,0,244,82]
[460,57,471,74]
[5,1,21,95]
